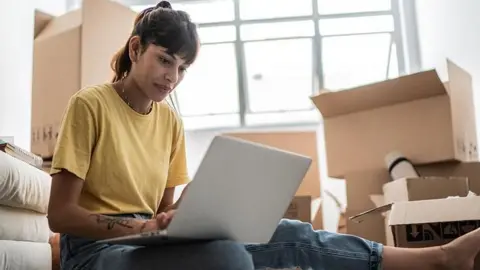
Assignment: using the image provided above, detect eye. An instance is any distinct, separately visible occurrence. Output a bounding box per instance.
[158,56,171,65]
[179,66,188,73]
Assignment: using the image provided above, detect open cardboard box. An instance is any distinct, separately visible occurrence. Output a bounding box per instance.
[356,195,480,269]
[311,59,478,178]
[349,176,470,245]
[32,0,137,157]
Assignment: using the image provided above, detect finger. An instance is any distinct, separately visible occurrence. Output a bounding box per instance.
[167,210,176,218]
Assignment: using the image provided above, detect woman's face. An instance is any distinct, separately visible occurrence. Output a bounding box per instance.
[130,41,189,102]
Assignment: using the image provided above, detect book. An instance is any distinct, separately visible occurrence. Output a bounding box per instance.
[0,139,43,168]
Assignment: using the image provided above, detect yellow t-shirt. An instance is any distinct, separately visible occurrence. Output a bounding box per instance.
[50,83,190,215]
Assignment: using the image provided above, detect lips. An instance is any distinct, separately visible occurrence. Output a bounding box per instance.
[155,84,172,93]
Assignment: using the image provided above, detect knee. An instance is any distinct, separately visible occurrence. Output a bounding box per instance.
[270,219,315,243]
[202,240,254,270]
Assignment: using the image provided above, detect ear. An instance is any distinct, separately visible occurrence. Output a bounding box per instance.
[128,36,141,62]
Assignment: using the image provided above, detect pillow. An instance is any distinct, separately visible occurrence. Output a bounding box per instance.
[0,205,51,243]
[0,151,51,213]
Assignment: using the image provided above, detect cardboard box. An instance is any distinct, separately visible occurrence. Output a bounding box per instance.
[284,196,323,229]
[388,196,480,249]
[348,176,469,245]
[382,176,469,204]
[311,59,477,178]
[31,0,137,157]
[417,161,480,195]
[345,162,480,213]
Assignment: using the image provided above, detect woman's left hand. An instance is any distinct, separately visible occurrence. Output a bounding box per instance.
[155,209,176,230]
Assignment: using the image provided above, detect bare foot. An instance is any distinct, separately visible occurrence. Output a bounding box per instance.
[440,227,480,270]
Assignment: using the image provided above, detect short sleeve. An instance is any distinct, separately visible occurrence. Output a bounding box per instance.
[166,116,190,188]
[50,95,97,180]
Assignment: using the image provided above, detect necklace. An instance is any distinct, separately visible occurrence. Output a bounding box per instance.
[121,85,153,115]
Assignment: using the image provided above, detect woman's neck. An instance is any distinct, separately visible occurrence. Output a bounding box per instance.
[118,76,153,114]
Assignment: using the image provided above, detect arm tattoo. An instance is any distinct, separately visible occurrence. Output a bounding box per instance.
[90,214,134,230]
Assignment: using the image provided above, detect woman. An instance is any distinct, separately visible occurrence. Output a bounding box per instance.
[48,1,480,269]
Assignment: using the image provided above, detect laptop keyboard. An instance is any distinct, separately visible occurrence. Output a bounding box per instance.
[140,230,168,237]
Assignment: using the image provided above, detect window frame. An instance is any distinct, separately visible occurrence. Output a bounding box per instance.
[66,0,420,131]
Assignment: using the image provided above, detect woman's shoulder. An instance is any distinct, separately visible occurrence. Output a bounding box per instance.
[69,83,115,108]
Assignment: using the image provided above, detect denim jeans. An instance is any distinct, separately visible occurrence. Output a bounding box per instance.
[61,214,383,270]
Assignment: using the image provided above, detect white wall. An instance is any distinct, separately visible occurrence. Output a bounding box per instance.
[416,0,480,128]
[35,0,67,15]
[0,1,66,150]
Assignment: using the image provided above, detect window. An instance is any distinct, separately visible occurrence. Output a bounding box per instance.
[197,26,236,43]
[67,0,415,130]
[239,0,313,20]
[175,43,239,117]
[240,21,315,41]
[244,39,314,113]
[170,0,235,23]
[319,15,395,36]
[321,33,397,90]
[317,0,391,15]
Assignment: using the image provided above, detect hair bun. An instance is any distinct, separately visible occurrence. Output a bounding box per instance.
[156,1,172,9]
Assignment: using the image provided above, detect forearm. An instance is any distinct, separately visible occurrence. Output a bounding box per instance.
[49,204,146,240]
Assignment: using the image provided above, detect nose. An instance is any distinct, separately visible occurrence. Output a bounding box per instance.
[165,67,179,84]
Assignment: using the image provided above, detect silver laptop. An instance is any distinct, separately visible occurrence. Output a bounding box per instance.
[99,135,312,246]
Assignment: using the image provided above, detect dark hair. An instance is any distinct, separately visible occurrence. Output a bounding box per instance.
[111,1,199,82]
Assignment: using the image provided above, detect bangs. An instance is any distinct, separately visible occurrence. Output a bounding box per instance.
[135,9,200,65]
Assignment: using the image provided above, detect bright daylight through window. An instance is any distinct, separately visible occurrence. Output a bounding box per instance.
[71,0,410,130]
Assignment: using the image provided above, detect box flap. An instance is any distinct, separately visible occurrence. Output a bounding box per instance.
[310,70,446,118]
[35,9,82,42]
[34,10,54,38]
[348,203,393,224]
[389,196,480,226]
[446,58,478,161]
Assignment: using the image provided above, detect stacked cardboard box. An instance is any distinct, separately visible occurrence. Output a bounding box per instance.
[31,0,137,158]
[311,59,480,254]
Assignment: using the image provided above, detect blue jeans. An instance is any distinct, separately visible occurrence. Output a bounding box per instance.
[61,214,383,270]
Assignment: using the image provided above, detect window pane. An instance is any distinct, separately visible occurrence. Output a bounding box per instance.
[175,43,239,116]
[322,33,393,90]
[241,21,315,41]
[198,26,236,43]
[239,0,312,20]
[319,15,394,36]
[318,0,391,15]
[166,0,234,23]
[244,39,313,112]
[388,43,399,79]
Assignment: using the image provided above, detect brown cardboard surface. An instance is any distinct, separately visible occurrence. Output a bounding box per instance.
[224,131,321,198]
[382,176,469,204]
[345,162,480,213]
[345,168,389,210]
[31,0,137,157]
[346,208,386,244]
[311,60,477,178]
[284,196,323,230]
[417,161,480,195]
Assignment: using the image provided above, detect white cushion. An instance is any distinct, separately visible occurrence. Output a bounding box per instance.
[0,151,51,213]
[0,205,51,243]
[0,240,52,270]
